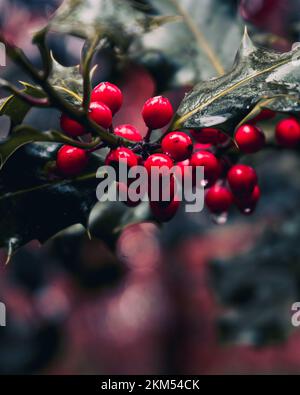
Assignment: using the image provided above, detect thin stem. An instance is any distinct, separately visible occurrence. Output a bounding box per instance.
[81,34,102,112]
[170,0,224,76]
[144,128,152,143]
[14,125,103,149]
[0,79,49,106]
[32,28,52,80]
[86,142,107,153]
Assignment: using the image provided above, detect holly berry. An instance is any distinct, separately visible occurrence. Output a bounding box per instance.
[205,185,233,214]
[144,154,174,203]
[227,164,257,197]
[114,124,142,142]
[117,182,141,207]
[60,114,86,137]
[191,128,228,145]
[234,184,261,215]
[144,153,174,175]
[235,124,265,153]
[150,196,180,222]
[161,131,193,161]
[148,173,176,205]
[251,109,275,123]
[89,101,112,129]
[105,147,138,168]
[56,145,88,177]
[91,82,123,114]
[275,117,300,148]
[175,159,192,178]
[193,142,212,151]
[142,96,174,129]
[60,102,112,136]
[174,159,193,192]
[190,150,220,186]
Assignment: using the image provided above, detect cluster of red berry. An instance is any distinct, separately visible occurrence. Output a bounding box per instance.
[57,82,123,176]
[204,113,300,220]
[55,81,300,223]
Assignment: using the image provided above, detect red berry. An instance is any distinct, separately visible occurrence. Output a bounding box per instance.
[205,185,233,214]
[235,185,261,215]
[190,151,220,186]
[56,145,88,176]
[144,154,174,202]
[91,82,123,114]
[227,164,257,197]
[114,124,142,142]
[235,124,265,153]
[60,114,86,137]
[193,142,212,151]
[89,101,112,129]
[105,147,138,168]
[150,196,180,222]
[117,182,142,207]
[251,109,275,123]
[275,117,300,148]
[142,96,173,129]
[161,131,193,161]
[144,153,174,175]
[191,128,228,145]
[175,159,192,178]
[174,159,193,191]
[148,173,176,205]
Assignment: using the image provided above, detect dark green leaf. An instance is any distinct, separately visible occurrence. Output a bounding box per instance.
[41,0,172,50]
[0,57,82,129]
[0,126,99,169]
[0,142,152,258]
[0,142,102,255]
[174,31,300,133]
[49,55,83,105]
[0,83,45,128]
[89,201,151,249]
[136,0,242,87]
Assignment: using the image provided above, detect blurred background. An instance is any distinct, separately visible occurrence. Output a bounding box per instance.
[1,0,300,375]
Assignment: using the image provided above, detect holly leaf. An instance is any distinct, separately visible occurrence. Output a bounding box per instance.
[0,142,152,260]
[174,30,300,133]
[0,142,102,259]
[49,55,83,105]
[0,83,45,129]
[89,201,151,249]
[0,126,100,169]
[41,0,172,50]
[136,0,242,88]
[0,56,83,130]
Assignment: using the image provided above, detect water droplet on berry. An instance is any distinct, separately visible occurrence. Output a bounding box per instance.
[211,212,228,225]
[201,179,209,187]
[241,206,257,215]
